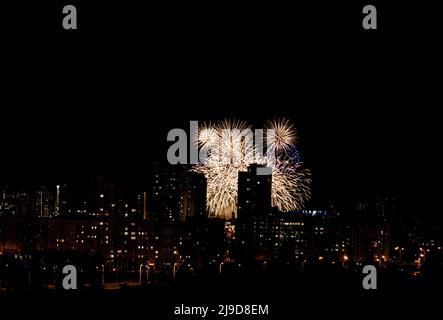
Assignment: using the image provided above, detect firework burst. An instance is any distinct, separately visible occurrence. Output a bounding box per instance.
[192,118,310,219]
[265,118,297,152]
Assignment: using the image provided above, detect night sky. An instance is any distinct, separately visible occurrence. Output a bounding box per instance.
[1,1,441,217]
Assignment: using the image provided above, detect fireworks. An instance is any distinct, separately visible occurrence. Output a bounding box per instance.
[265,118,297,152]
[192,118,311,219]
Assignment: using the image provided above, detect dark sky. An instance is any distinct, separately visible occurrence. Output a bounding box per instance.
[1,1,441,214]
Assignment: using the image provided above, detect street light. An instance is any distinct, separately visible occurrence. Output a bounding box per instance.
[219,262,224,274]
[342,255,349,267]
[101,264,105,286]
[139,264,143,284]
[173,262,178,279]
[419,247,426,262]
[146,263,149,283]
[147,262,155,282]
[113,267,118,287]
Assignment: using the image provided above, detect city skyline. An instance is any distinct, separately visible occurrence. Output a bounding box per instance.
[1,164,440,262]
[1,162,442,296]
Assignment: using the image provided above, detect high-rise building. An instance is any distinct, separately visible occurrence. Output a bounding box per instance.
[35,186,54,218]
[273,211,305,263]
[0,186,14,216]
[148,163,207,272]
[300,210,354,264]
[106,184,148,273]
[237,164,272,218]
[55,185,60,215]
[375,197,396,221]
[150,163,182,223]
[236,164,272,261]
[179,171,207,222]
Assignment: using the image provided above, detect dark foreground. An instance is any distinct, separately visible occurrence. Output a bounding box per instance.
[1,268,442,319]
